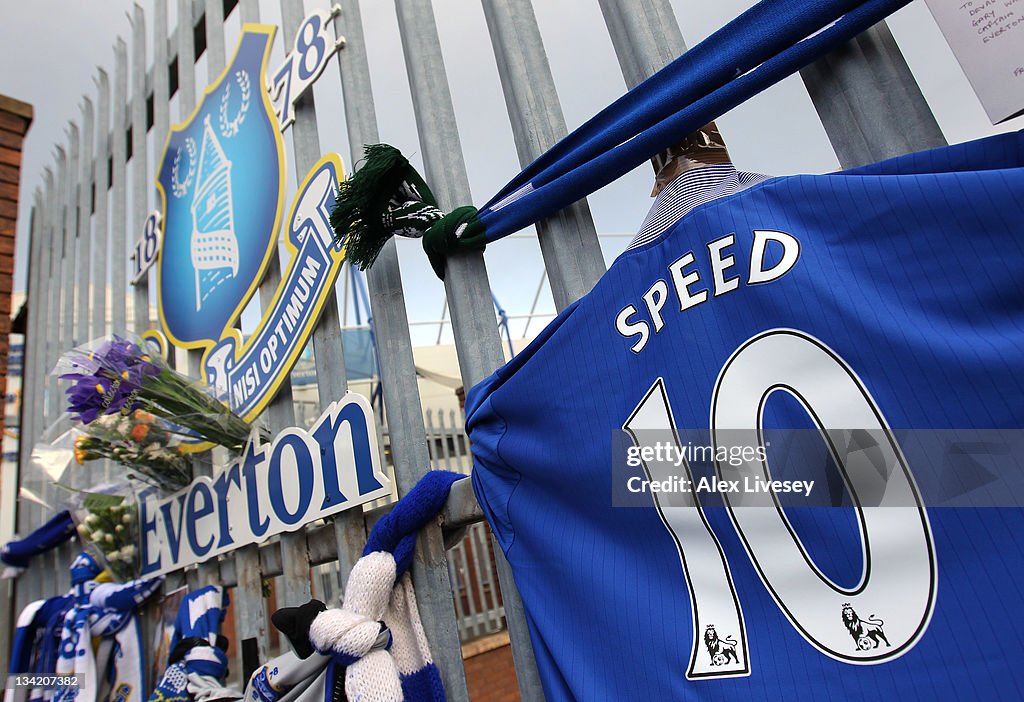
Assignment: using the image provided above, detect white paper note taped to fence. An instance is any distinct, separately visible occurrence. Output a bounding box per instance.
[925,0,1024,124]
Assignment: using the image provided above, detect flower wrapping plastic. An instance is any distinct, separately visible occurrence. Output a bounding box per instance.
[56,334,256,453]
[67,483,141,582]
[71,411,191,492]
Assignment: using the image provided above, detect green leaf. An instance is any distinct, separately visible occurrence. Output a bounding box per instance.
[83,492,125,512]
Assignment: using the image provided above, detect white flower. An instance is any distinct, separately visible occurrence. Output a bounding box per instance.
[76,524,89,537]
[122,513,132,524]
[95,414,117,429]
[85,514,99,526]
[104,533,115,544]
[115,524,125,533]
[91,530,106,542]
[121,545,136,558]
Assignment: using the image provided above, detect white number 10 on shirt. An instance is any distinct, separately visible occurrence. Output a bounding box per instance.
[622,329,936,679]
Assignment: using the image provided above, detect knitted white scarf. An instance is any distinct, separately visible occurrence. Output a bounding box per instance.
[307,552,440,702]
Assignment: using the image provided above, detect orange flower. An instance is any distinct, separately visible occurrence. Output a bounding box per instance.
[74,447,88,464]
[131,423,150,442]
[133,409,155,424]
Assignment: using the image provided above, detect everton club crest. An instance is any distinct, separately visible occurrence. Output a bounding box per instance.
[152,20,349,425]
[157,25,284,345]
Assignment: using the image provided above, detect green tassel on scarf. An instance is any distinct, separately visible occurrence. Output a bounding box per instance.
[330,144,486,278]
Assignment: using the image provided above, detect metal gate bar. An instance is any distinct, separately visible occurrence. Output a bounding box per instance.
[112,40,129,336]
[272,0,317,616]
[166,0,198,602]
[92,69,111,342]
[480,0,606,312]
[801,22,946,168]
[330,4,476,698]
[132,5,152,336]
[392,1,544,698]
[76,101,94,354]
[14,199,44,615]
[599,0,686,90]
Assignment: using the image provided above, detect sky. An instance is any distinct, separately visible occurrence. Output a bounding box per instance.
[0,0,1021,346]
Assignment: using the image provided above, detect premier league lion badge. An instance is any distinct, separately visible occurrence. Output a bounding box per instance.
[156,25,284,347]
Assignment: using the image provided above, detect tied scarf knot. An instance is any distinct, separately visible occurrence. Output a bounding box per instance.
[297,473,463,702]
[329,144,486,278]
[422,206,485,280]
[309,610,392,666]
[308,551,405,701]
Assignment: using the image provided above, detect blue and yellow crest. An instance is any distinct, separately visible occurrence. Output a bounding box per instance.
[156,25,285,348]
[149,20,349,430]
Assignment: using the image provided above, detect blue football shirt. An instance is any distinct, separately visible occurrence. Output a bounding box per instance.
[467,131,1024,701]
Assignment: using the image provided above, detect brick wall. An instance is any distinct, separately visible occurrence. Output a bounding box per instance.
[463,632,520,702]
[0,95,32,439]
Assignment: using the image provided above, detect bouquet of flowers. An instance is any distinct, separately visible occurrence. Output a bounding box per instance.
[70,487,140,582]
[56,334,255,453]
[72,410,191,492]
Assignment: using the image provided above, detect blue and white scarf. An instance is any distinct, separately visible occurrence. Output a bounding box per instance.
[246,471,463,702]
[149,585,241,702]
[1,511,76,578]
[53,552,163,702]
[5,594,74,702]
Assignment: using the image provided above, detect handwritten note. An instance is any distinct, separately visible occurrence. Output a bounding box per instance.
[925,0,1024,123]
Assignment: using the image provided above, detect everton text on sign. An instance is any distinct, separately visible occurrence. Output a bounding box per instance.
[138,393,391,576]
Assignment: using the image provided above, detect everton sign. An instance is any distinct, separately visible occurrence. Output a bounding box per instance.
[139,393,391,576]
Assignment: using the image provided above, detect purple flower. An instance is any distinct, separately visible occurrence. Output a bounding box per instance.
[61,337,160,403]
[58,333,252,452]
[137,355,161,378]
[102,336,139,363]
[103,337,161,378]
[58,336,162,394]
[65,375,112,424]
[62,337,165,425]
[64,371,143,424]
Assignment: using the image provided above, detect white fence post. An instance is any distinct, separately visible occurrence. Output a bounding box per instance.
[112,39,129,335]
[76,100,94,347]
[479,0,606,311]
[92,70,111,340]
[131,6,152,336]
